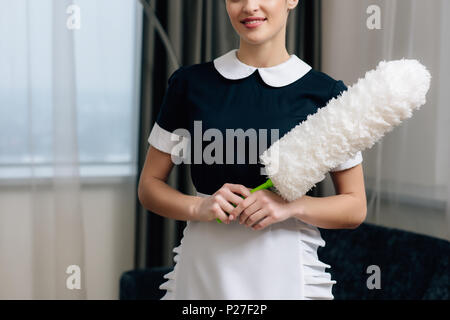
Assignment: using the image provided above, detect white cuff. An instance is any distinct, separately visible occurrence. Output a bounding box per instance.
[329,151,363,172]
[148,122,190,160]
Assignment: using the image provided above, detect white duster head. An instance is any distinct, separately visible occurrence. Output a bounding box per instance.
[259,59,431,202]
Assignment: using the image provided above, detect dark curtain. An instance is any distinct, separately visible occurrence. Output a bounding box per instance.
[135,0,322,269]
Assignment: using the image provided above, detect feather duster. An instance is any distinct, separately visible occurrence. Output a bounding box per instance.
[259,59,431,202]
[216,59,431,223]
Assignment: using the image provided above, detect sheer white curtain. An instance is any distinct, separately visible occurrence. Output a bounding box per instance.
[322,0,449,240]
[0,0,84,299]
[0,0,141,299]
[42,0,85,299]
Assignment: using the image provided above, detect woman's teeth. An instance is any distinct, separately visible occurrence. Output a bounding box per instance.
[243,19,266,25]
[246,20,263,24]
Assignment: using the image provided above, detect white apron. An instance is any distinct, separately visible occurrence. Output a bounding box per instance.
[159,191,336,300]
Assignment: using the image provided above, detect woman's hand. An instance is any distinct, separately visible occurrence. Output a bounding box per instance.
[193,183,251,223]
[229,189,292,230]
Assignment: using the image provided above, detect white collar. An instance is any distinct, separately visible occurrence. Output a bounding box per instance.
[213,49,312,87]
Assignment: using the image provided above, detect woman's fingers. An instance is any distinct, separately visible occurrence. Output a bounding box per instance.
[216,194,236,218]
[223,189,247,208]
[211,197,231,223]
[225,183,251,199]
[213,183,252,224]
[239,200,261,224]
[243,207,268,228]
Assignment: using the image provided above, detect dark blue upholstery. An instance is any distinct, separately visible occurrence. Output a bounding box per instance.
[120,222,449,300]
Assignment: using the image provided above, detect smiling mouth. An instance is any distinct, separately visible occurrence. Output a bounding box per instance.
[241,18,267,25]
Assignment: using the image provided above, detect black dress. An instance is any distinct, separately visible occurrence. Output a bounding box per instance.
[148,49,362,299]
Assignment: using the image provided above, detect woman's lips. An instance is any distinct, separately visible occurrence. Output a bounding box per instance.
[241,18,267,29]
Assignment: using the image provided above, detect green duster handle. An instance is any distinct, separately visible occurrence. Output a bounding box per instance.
[216,178,274,224]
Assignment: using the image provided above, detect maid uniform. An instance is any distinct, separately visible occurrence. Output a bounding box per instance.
[148,49,363,300]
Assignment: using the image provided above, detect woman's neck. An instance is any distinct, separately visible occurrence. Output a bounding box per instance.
[237,38,290,68]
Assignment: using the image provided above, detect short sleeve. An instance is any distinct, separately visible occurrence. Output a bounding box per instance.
[328,80,363,172]
[330,151,363,172]
[330,80,348,100]
[148,67,190,158]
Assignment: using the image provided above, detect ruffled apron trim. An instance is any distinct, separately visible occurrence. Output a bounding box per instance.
[159,223,189,299]
[296,219,337,300]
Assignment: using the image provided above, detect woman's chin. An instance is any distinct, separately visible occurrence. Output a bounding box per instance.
[240,34,270,46]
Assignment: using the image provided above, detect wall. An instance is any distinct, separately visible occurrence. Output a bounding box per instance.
[0,177,136,299]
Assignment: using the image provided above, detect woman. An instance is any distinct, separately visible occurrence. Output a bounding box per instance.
[138,0,367,300]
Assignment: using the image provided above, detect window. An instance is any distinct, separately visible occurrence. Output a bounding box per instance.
[0,0,142,182]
